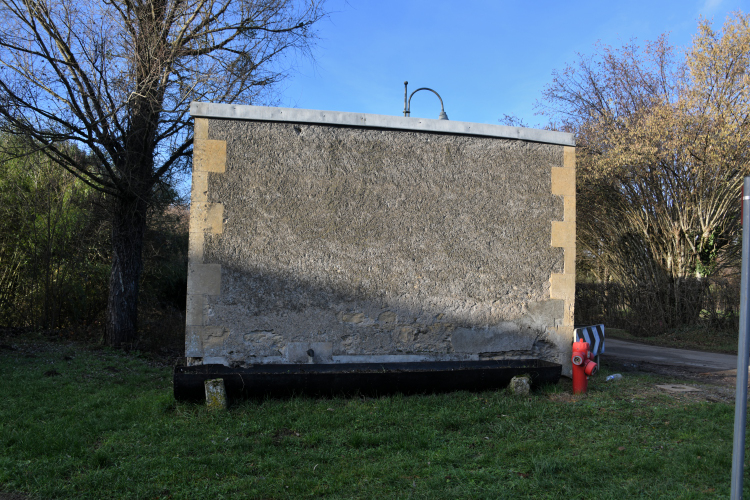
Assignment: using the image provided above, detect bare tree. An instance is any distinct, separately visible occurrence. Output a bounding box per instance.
[537,13,750,331]
[0,0,326,347]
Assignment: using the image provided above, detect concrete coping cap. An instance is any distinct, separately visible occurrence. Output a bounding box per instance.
[190,101,575,147]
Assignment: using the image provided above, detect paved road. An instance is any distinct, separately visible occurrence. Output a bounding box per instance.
[605,338,738,372]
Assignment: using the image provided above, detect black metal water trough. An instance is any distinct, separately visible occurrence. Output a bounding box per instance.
[173,359,562,401]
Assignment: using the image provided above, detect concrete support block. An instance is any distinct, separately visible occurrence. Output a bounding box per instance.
[205,378,228,410]
[451,327,534,353]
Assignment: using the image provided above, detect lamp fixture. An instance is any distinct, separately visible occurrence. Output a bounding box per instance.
[403,81,448,120]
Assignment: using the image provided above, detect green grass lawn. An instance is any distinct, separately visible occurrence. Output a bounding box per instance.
[0,336,746,499]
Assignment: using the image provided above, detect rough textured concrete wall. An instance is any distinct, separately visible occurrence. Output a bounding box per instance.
[186,115,576,374]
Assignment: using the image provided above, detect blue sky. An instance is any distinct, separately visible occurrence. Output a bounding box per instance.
[277,0,748,128]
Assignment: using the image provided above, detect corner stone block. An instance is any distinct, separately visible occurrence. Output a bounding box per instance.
[189,202,224,235]
[551,168,575,197]
[564,196,576,222]
[186,294,207,326]
[549,273,575,301]
[191,171,209,203]
[194,140,226,173]
[563,146,576,168]
[194,118,209,141]
[185,325,204,357]
[187,264,222,296]
[564,246,576,275]
[565,301,575,328]
[188,231,205,263]
[551,221,575,249]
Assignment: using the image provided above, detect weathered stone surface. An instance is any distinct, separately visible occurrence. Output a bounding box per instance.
[451,324,534,353]
[286,342,333,363]
[242,330,284,357]
[185,113,574,372]
[518,300,565,332]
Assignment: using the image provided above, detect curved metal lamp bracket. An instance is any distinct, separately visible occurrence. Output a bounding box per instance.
[403,81,448,120]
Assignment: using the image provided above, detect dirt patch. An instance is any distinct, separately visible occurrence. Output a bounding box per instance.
[0,492,30,500]
[602,359,738,404]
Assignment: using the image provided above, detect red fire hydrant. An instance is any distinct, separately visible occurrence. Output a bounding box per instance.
[572,338,598,394]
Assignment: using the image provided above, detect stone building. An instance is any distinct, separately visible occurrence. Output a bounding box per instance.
[185,103,576,375]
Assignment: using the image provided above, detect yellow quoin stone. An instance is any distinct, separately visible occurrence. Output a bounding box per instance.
[551,221,575,249]
[549,145,576,333]
[189,202,224,235]
[193,140,226,173]
[185,118,227,359]
[551,167,575,197]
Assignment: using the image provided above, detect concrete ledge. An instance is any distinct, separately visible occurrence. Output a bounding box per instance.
[190,102,575,146]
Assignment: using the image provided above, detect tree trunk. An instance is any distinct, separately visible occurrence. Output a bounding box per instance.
[105,194,147,348]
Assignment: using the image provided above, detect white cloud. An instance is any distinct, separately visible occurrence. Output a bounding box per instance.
[700,0,724,15]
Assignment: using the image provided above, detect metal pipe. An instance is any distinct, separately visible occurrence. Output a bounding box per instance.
[408,87,448,120]
[402,85,448,120]
[403,81,409,117]
[731,176,750,499]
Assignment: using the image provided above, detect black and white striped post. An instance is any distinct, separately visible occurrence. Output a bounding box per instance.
[731,177,750,499]
[574,324,605,365]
